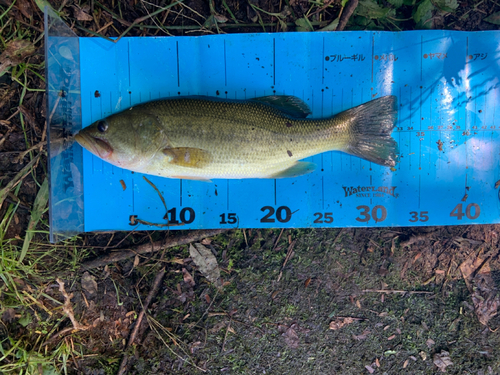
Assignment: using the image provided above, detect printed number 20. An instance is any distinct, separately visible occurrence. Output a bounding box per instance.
[356,205,387,223]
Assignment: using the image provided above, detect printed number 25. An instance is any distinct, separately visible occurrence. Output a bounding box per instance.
[409,211,429,222]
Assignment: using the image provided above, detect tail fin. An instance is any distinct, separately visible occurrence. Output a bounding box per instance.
[343,95,399,167]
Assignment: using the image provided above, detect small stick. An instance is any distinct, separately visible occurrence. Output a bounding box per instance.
[56,278,89,331]
[362,289,433,294]
[277,239,296,282]
[80,229,228,270]
[117,267,166,375]
[272,228,285,251]
[336,0,358,31]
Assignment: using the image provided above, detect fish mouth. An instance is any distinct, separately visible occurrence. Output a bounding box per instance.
[74,132,113,159]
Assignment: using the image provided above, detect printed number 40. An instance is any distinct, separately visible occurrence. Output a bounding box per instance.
[450,203,480,220]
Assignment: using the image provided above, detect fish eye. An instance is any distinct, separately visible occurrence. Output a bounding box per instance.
[97,120,108,133]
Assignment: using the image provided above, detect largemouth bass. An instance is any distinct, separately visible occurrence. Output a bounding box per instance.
[75,95,398,180]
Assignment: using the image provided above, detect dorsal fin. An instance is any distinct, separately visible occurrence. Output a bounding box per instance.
[251,95,311,118]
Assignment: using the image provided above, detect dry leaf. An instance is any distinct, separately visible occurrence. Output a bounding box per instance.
[0,39,35,77]
[426,338,435,348]
[304,277,311,287]
[201,238,212,245]
[72,5,93,21]
[282,325,299,348]
[352,329,370,341]
[16,0,33,19]
[460,255,500,325]
[81,272,98,295]
[1,308,15,323]
[433,351,453,372]
[209,321,227,333]
[365,365,375,374]
[182,268,195,287]
[329,317,355,330]
[189,243,221,288]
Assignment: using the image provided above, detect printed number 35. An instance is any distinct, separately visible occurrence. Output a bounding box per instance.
[409,211,429,222]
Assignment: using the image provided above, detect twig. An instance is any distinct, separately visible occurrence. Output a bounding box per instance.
[336,0,358,31]
[80,229,229,270]
[362,289,433,294]
[272,228,285,251]
[221,316,233,353]
[277,239,297,282]
[0,153,40,209]
[56,278,89,331]
[15,141,46,163]
[117,267,166,375]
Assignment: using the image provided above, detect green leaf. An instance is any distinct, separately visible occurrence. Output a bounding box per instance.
[318,17,339,31]
[341,0,350,6]
[403,0,416,4]
[414,0,434,28]
[355,0,391,19]
[434,0,458,12]
[484,11,500,25]
[387,0,403,8]
[295,17,314,31]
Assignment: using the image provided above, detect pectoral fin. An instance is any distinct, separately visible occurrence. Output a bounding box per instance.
[270,162,316,178]
[163,147,212,168]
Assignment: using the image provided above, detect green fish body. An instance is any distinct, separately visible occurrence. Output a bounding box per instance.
[75,95,398,180]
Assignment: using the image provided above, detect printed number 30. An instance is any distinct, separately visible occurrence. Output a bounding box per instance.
[409,211,429,222]
[356,205,387,223]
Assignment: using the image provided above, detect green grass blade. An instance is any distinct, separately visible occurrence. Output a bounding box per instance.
[19,178,48,263]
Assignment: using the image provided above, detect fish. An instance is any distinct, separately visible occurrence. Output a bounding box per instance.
[74,95,398,181]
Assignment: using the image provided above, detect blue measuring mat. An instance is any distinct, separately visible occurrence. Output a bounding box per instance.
[45,10,500,242]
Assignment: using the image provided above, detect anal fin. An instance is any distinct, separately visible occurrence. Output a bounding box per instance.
[269,162,316,178]
[171,175,212,182]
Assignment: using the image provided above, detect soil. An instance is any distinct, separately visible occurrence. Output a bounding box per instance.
[1,0,500,374]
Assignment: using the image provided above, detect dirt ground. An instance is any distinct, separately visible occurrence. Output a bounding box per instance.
[1,0,500,374]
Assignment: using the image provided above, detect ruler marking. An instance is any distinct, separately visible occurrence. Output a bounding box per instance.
[224,40,227,87]
[132,175,135,212]
[274,179,277,206]
[273,38,276,87]
[419,85,422,170]
[418,175,421,210]
[340,88,343,171]
[322,36,325,85]
[226,180,229,211]
[176,41,180,87]
[420,35,423,82]
[180,179,182,206]
[322,176,324,210]
[409,86,412,170]
[128,40,131,88]
[371,34,374,83]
